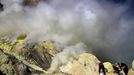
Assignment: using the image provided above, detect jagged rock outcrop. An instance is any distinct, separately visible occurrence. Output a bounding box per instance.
[0,34,58,75]
[0,34,101,75]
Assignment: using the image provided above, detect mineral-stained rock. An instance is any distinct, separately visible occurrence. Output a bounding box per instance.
[0,50,14,75]
[0,34,103,75]
[103,62,114,73]
[0,50,30,75]
[59,53,100,75]
[0,34,58,75]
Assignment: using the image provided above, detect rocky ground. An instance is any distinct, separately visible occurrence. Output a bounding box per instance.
[0,34,133,75]
[0,34,100,75]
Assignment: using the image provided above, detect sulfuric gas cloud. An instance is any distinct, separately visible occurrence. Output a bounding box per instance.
[0,0,134,66]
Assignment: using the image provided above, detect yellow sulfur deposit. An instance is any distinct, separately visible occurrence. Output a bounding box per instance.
[16,33,27,45]
[0,34,58,75]
[103,62,115,75]
[39,40,57,56]
[0,39,13,52]
[103,62,114,73]
[60,53,100,75]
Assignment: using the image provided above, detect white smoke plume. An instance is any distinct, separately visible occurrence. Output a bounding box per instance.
[0,0,134,66]
[48,43,86,73]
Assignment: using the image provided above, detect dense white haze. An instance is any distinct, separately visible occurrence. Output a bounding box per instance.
[0,0,134,66]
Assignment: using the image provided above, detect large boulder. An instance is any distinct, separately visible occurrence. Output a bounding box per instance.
[59,53,100,75]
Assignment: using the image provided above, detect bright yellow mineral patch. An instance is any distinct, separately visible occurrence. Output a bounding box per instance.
[40,41,57,56]
[16,33,27,45]
[103,62,114,73]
